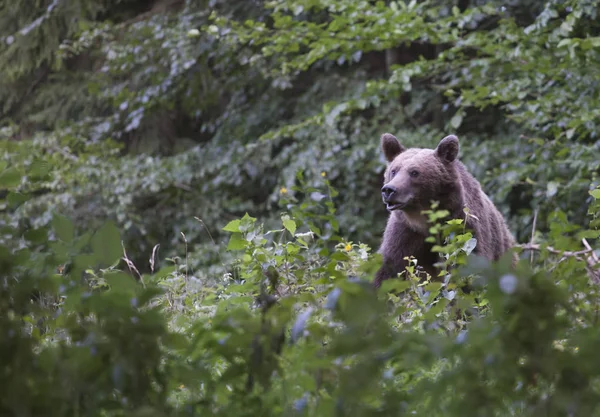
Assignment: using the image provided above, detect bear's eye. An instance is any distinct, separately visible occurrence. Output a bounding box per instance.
[409,170,419,178]
[390,169,397,177]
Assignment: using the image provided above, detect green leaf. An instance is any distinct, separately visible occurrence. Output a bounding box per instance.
[380,279,411,293]
[150,265,177,281]
[331,252,349,261]
[24,227,48,244]
[29,160,51,178]
[291,307,313,344]
[223,219,241,232]
[239,213,257,232]
[589,37,600,48]
[282,215,296,236]
[590,189,600,199]
[227,233,247,250]
[325,287,342,310]
[450,112,463,129]
[0,167,22,188]
[557,38,573,48]
[424,282,443,293]
[91,221,122,266]
[52,214,74,243]
[325,103,348,126]
[6,192,29,208]
[463,238,478,255]
[104,271,138,294]
[547,181,559,198]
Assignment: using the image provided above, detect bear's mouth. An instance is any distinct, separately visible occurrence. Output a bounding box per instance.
[385,202,407,211]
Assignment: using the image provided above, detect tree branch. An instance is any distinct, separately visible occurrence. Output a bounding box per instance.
[517,243,594,259]
[518,241,600,284]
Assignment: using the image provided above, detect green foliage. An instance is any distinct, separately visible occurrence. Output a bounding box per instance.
[2,0,600,414]
[209,0,600,241]
[2,0,599,270]
[3,166,600,415]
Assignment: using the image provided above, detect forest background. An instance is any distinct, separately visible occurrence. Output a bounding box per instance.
[1,0,600,416]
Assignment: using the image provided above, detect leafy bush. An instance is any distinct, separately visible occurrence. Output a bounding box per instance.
[3,157,600,415]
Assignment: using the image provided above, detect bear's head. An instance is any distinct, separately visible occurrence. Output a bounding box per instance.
[380,133,459,214]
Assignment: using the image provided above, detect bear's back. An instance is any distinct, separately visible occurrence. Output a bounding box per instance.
[454,162,515,261]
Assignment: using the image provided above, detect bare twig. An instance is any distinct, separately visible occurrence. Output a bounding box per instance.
[194,217,216,246]
[584,238,600,323]
[519,242,600,283]
[194,216,228,271]
[149,243,160,273]
[529,209,538,264]
[517,243,593,258]
[121,241,145,287]
[180,232,189,283]
[117,0,183,26]
[582,238,600,282]
[173,182,193,192]
[49,145,79,161]
[582,238,599,264]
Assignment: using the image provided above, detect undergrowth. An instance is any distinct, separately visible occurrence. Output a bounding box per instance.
[2,165,600,416]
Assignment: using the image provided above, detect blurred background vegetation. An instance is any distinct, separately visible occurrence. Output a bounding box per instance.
[3,0,599,273]
[1,0,600,415]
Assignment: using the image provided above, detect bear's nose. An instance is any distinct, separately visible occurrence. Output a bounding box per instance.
[381,185,397,201]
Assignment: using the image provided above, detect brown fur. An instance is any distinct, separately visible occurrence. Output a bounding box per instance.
[374,133,515,288]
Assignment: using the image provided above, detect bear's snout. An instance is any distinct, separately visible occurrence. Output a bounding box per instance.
[381,184,414,211]
[381,184,397,201]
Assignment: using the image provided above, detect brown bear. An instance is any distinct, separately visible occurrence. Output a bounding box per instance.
[373,133,515,288]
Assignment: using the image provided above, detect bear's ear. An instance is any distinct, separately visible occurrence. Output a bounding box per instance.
[381,133,405,162]
[435,135,459,163]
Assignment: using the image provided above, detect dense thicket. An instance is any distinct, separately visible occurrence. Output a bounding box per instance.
[1,0,600,415]
[2,0,598,270]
